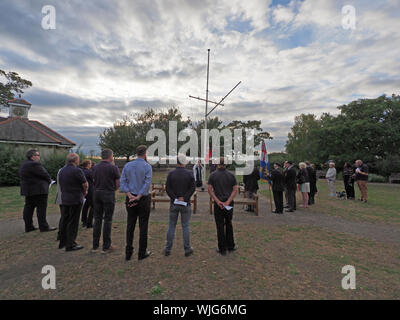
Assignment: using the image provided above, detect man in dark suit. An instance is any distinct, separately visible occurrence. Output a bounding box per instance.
[284,161,297,212]
[243,166,260,212]
[270,163,285,214]
[58,153,88,252]
[306,161,317,205]
[18,149,57,233]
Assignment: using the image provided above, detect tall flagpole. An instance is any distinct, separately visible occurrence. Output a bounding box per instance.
[204,49,210,186]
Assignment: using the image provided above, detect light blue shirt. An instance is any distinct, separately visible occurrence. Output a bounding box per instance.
[120,158,152,196]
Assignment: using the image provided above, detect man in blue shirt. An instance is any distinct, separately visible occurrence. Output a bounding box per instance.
[120,145,152,261]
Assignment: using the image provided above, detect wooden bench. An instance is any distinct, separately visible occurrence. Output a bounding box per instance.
[151,190,198,214]
[151,183,166,195]
[389,173,400,184]
[209,194,259,216]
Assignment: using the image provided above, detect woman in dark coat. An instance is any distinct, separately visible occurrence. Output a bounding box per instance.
[80,160,94,228]
[297,162,310,208]
[343,162,355,199]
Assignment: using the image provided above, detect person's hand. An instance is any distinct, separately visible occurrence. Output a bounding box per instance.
[223,201,230,207]
[127,192,135,201]
[216,200,225,209]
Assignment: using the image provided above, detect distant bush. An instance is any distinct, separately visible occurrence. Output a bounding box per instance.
[368,173,387,183]
[0,145,25,186]
[42,152,69,181]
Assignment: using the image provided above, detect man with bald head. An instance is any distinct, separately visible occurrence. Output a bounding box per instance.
[58,153,88,251]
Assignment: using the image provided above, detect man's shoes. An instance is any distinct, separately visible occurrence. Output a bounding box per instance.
[66,244,84,252]
[101,245,117,254]
[285,209,294,212]
[125,247,135,261]
[86,224,93,229]
[25,227,38,233]
[216,248,227,256]
[40,227,57,232]
[284,205,289,209]
[138,250,152,260]
[163,249,171,256]
[58,243,65,249]
[185,248,194,257]
[91,247,99,253]
[228,246,238,252]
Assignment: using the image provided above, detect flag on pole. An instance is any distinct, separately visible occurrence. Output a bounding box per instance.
[205,147,211,163]
[260,139,271,184]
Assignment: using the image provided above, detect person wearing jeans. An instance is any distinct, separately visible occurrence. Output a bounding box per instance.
[325,162,337,197]
[164,154,196,257]
[91,149,120,254]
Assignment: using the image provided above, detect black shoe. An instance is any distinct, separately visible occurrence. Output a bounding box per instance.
[58,243,65,249]
[284,205,289,209]
[66,244,84,252]
[163,249,171,256]
[216,248,227,256]
[138,250,152,260]
[86,225,93,229]
[185,249,194,257]
[40,227,57,232]
[25,227,38,233]
[285,209,294,212]
[228,246,238,252]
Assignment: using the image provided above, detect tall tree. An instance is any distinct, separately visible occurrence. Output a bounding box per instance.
[0,70,32,108]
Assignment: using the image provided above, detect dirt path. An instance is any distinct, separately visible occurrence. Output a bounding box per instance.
[1,190,400,245]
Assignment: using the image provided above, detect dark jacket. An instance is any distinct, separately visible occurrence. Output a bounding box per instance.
[81,167,94,197]
[284,166,297,190]
[166,167,196,204]
[296,168,310,185]
[270,168,285,192]
[243,167,260,193]
[307,166,318,193]
[19,160,51,196]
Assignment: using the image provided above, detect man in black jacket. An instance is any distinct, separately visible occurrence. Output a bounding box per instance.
[243,166,260,212]
[284,161,297,212]
[18,149,56,233]
[270,163,285,214]
[164,154,196,257]
[305,161,317,205]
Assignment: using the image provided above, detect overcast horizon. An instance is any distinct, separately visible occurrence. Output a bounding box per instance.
[1,0,399,154]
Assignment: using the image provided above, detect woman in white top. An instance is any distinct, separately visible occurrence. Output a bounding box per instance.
[325,162,337,197]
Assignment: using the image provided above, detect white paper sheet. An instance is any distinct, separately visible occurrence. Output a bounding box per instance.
[174,199,188,206]
[224,205,233,211]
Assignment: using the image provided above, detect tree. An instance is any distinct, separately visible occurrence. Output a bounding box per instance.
[0,70,32,108]
[98,107,192,162]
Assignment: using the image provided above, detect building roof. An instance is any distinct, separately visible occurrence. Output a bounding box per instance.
[8,98,32,106]
[0,117,75,147]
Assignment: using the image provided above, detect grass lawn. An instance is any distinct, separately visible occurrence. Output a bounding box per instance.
[1,218,399,299]
[260,180,400,226]
[1,169,399,299]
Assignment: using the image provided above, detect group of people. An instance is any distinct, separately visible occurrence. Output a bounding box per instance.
[325,160,369,202]
[267,161,318,214]
[18,146,240,259]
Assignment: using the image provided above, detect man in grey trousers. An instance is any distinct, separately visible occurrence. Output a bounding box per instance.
[164,154,196,257]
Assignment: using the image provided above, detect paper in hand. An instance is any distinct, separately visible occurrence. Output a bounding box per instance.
[224,205,233,211]
[174,199,188,206]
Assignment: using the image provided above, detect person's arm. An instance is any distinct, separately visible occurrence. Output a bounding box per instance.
[208,183,224,209]
[119,166,134,201]
[223,185,238,207]
[82,181,89,196]
[137,164,152,199]
[165,173,177,201]
[183,173,196,203]
[33,162,52,183]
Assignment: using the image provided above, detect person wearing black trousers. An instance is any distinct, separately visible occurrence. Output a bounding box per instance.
[18,149,57,233]
[343,162,355,199]
[80,160,95,228]
[269,163,285,214]
[208,157,238,256]
[284,161,297,212]
[306,161,317,205]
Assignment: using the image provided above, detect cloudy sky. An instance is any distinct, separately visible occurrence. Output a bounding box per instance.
[1,0,399,153]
